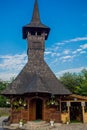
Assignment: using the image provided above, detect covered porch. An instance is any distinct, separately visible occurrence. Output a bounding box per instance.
[61,94,87,123]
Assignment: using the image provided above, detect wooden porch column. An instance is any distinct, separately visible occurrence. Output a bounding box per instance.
[43,98,48,121]
[67,106,70,122]
[43,99,45,120]
[67,101,70,122]
[28,98,30,121]
[82,106,85,123]
[81,101,85,123]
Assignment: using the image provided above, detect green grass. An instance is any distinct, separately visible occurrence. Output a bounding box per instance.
[70,120,82,123]
[0,113,10,117]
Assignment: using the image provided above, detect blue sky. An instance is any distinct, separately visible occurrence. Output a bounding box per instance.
[0,0,87,81]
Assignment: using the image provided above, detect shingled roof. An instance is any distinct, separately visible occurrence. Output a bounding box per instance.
[2,61,71,95]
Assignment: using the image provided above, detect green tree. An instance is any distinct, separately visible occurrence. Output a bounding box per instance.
[79,69,87,96]
[0,80,9,92]
[59,72,81,93]
[59,69,87,96]
[81,69,87,80]
[0,80,10,107]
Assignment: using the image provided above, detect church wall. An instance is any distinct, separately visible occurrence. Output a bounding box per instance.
[44,108,61,122]
[43,100,61,122]
[10,96,87,123]
[11,96,61,123]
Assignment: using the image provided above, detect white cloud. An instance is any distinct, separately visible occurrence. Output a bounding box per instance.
[55,36,87,47]
[72,48,82,54]
[0,72,17,81]
[45,47,61,58]
[80,51,86,54]
[51,52,60,57]
[56,67,87,77]
[80,43,87,49]
[45,37,87,61]
[60,55,72,60]
[50,58,58,65]
[45,37,87,62]
[76,49,82,52]
[54,46,59,51]
[44,51,52,55]
[56,42,65,46]
[0,53,27,71]
[63,49,70,54]
[59,55,74,63]
[0,53,27,81]
[72,43,87,56]
[64,37,87,43]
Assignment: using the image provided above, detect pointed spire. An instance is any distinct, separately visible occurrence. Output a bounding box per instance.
[31,0,41,23]
[22,0,50,40]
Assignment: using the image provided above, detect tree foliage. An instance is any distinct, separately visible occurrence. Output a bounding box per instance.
[59,69,87,96]
[0,80,10,107]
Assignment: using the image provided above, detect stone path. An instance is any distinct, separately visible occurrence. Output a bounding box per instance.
[52,123,87,130]
[0,117,87,130]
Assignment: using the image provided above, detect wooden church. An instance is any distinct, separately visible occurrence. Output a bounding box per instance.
[2,0,87,124]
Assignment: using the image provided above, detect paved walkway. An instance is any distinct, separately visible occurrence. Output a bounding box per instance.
[0,117,87,130]
[52,123,87,130]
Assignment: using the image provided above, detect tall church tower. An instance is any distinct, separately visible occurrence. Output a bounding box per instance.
[2,0,71,101]
[23,0,50,61]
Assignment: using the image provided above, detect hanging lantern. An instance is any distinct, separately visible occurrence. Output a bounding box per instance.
[19,98,22,104]
[46,96,59,107]
[6,99,10,104]
[23,102,27,107]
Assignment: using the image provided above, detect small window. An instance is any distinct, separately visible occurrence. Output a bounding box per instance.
[61,102,68,113]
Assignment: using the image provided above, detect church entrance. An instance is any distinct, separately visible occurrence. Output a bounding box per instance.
[36,99,43,120]
[29,98,43,121]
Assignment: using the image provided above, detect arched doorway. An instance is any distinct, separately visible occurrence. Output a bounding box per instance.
[36,99,43,120]
[29,98,43,121]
